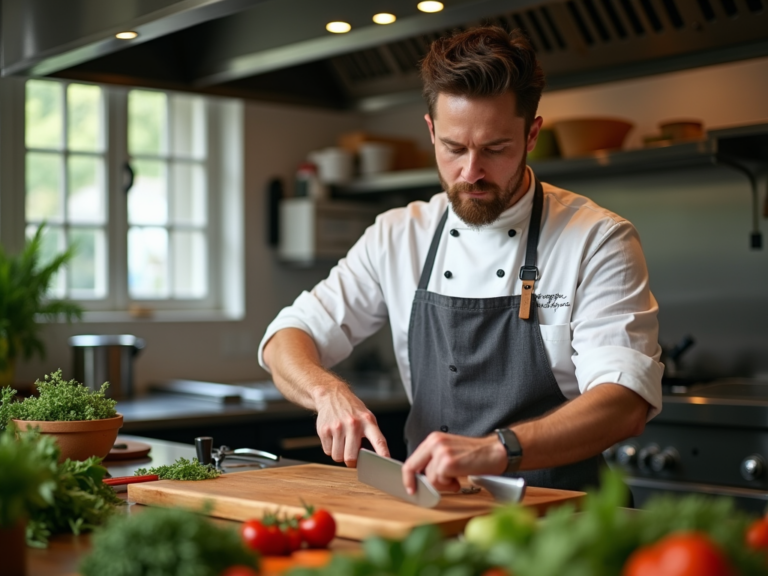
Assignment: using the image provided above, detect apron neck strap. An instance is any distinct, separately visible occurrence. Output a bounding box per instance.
[417,177,544,293]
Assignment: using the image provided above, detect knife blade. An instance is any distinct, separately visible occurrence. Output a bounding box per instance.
[357,448,441,508]
[467,475,526,503]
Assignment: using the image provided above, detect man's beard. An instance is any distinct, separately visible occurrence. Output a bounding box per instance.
[442,157,528,228]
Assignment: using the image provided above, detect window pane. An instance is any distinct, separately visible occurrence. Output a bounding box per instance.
[68,155,105,224]
[26,80,63,150]
[67,84,103,152]
[171,162,206,226]
[26,152,64,222]
[172,230,207,298]
[69,227,106,298]
[129,227,168,298]
[171,94,205,159]
[129,159,167,225]
[128,90,167,156]
[27,224,66,297]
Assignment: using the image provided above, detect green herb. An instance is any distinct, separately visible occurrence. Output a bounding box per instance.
[26,455,124,547]
[0,369,117,431]
[79,506,259,576]
[0,224,83,372]
[0,425,58,528]
[135,457,221,480]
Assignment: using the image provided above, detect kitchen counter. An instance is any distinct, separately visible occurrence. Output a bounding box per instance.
[26,435,359,576]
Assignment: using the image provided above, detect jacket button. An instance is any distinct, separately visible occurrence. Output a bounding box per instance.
[448,365,457,372]
[508,229,517,237]
[440,425,449,432]
[449,229,459,237]
[444,271,452,279]
[496,269,505,278]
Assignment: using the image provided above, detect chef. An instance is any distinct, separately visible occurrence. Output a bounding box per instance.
[259,26,663,494]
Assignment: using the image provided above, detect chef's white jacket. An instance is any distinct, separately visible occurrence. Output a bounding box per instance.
[259,168,664,419]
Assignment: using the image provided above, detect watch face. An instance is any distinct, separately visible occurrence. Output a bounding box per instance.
[498,428,523,457]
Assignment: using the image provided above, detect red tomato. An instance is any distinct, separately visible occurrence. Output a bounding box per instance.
[299,508,336,548]
[240,519,285,556]
[623,532,734,576]
[747,517,768,551]
[481,569,511,576]
[283,525,303,553]
[220,566,258,576]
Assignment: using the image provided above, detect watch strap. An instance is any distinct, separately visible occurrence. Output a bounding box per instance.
[495,428,523,474]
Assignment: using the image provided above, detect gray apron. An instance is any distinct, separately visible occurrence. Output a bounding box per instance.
[404,179,602,492]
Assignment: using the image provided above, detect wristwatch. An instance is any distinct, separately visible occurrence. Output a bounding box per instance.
[495,428,523,474]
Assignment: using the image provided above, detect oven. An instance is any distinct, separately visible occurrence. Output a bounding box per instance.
[606,379,768,514]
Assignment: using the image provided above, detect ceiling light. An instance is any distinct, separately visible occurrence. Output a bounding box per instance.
[115,31,139,40]
[326,21,352,33]
[417,1,444,13]
[373,13,397,24]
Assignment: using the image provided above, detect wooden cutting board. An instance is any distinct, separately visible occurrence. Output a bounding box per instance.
[129,464,584,540]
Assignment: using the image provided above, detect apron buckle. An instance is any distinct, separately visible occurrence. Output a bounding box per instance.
[518,266,539,281]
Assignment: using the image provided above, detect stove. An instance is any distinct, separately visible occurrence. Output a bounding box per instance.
[606,378,768,513]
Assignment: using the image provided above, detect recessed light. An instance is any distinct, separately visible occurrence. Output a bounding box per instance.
[326,21,352,33]
[417,1,444,13]
[115,31,139,40]
[373,13,397,24]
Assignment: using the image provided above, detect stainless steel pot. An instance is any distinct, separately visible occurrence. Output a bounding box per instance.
[69,335,145,399]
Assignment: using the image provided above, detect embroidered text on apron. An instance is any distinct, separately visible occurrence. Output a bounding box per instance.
[404,179,602,492]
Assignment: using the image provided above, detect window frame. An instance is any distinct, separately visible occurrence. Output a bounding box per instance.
[0,76,243,321]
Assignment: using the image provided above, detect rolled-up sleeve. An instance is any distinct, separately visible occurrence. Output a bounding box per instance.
[571,220,664,419]
[258,222,389,372]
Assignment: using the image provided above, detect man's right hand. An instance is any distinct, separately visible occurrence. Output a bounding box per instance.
[262,328,390,467]
[313,384,390,467]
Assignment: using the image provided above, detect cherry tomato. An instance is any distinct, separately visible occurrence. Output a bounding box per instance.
[622,531,734,576]
[283,525,303,553]
[240,519,285,556]
[481,569,511,576]
[746,517,768,551]
[220,566,259,576]
[299,508,336,548]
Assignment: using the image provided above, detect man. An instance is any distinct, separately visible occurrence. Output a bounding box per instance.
[260,26,663,494]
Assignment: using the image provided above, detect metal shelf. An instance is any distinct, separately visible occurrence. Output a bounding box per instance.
[335,123,768,195]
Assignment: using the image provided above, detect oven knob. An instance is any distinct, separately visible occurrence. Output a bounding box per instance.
[741,455,766,481]
[638,444,660,471]
[651,448,679,472]
[616,444,638,466]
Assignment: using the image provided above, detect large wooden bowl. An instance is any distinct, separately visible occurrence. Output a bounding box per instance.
[552,118,634,158]
[13,414,123,462]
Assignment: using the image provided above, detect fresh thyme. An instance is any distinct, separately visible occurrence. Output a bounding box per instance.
[135,457,221,481]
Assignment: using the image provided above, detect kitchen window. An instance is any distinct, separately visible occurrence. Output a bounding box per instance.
[5,77,244,319]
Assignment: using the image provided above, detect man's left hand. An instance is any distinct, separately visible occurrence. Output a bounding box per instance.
[401,432,507,494]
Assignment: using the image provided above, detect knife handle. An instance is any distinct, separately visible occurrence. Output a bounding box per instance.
[104,474,159,486]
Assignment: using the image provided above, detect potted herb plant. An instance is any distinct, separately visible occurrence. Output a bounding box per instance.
[0,225,83,387]
[0,369,123,462]
[0,426,58,576]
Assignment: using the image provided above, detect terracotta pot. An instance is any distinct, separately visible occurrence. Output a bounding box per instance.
[0,519,27,576]
[552,117,634,158]
[13,414,123,462]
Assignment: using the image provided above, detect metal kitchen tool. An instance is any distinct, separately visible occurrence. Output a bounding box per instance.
[357,448,441,508]
[195,436,279,470]
[467,475,526,503]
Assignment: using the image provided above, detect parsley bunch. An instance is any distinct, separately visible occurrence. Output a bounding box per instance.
[135,457,221,481]
[80,506,258,576]
[0,369,117,431]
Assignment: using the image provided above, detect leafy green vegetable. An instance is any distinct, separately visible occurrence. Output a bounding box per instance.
[135,457,221,480]
[0,369,117,431]
[26,455,124,547]
[79,506,259,576]
[0,425,58,528]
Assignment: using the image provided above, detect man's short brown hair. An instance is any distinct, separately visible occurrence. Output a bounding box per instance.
[421,26,545,129]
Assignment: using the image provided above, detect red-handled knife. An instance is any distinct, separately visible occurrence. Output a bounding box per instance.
[103,474,159,486]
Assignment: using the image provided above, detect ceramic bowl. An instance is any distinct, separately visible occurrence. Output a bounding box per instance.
[552,118,634,158]
[13,414,123,462]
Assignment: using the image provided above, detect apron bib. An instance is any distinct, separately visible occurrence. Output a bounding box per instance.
[404,179,602,492]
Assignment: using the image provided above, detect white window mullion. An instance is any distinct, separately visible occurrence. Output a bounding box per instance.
[107,88,129,311]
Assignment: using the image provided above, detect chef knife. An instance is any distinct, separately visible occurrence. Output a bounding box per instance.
[357,448,441,508]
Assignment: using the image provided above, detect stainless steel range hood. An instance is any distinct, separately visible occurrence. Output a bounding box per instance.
[3,0,768,110]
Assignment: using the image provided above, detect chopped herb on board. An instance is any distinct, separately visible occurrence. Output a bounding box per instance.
[135,457,221,480]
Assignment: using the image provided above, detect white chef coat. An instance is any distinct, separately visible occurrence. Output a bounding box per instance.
[259,168,664,419]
